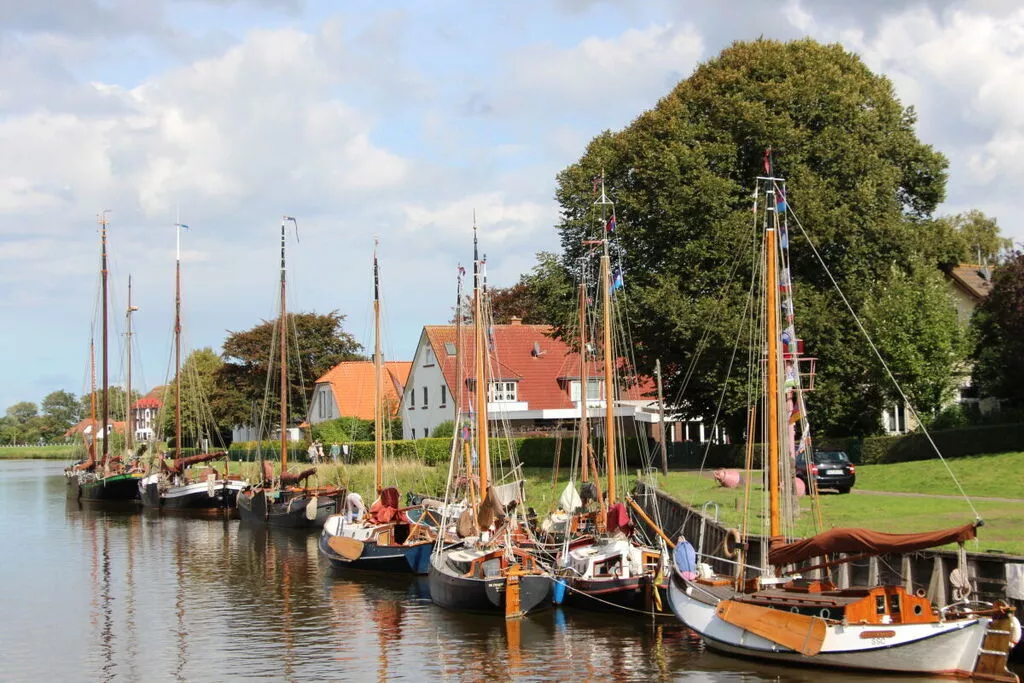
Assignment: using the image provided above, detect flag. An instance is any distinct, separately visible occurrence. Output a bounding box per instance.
[606,215,617,233]
[611,266,624,291]
[591,175,601,194]
[789,406,802,424]
[776,187,787,213]
[458,264,466,277]
[763,147,772,174]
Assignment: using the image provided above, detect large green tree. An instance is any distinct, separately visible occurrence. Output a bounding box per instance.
[78,386,138,422]
[551,38,957,437]
[489,252,574,325]
[215,311,364,428]
[971,252,1024,407]
[161,348,228,447]
[42,390,81,432]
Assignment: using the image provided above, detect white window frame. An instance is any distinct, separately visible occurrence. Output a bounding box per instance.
[489,381,517,403]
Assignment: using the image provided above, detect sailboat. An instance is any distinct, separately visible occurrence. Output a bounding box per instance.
[666,158,1020,680]
[319,244,437,573]
[552,179,671,616]
[140,221,244,511]
[428,222,551,616]
[66,211,143,504]
[236,216,345,528]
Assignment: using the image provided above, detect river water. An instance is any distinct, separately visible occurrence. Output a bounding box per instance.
[2,460,1019,682]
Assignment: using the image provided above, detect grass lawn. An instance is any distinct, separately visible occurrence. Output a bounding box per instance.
[652,468,1024,556]
[0,444,79,459]
[855,452,1024,499]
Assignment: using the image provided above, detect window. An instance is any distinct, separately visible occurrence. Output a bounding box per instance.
[444,342,457,356]
[570,379,602,402]
[424,427,429,438]
[440,385,447,407]
[409,390,415,409]
[423,386,428,407]
[425,348,436,366]
[489,381,517,402]
[411,428,416,439]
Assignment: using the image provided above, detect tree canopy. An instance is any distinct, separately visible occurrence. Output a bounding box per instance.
[161,347,228,448]
[215,311,364,428]
[971,252,1024,407]
[551,38,961,437]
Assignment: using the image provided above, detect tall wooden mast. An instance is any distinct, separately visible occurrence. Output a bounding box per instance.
[126,275,137,454]
[98,210,110,468]
[764,183,782,538]
[578,280,590,483]
[279,217,290,472]
[600,241,616,506]
[175,221,184,459]
[473,220,490,497]
[373,242,384,494]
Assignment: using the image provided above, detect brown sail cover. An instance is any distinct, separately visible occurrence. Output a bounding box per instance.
[768,523,978,566]
[164,451,226,475]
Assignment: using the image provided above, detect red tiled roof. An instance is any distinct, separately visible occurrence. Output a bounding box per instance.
[422,323,653,412]
[948,264,995,301]
[132,385,166,410]
[64,418,128,438]
[315,360,411,421]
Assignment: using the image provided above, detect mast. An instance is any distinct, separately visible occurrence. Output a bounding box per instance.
[126,276,137,454]
[454,265,464,427]
[764,184,782,538]
[578,280,589,483]
[656,359,668,476]
[175,221,184,460]
[373,241,384,495]
[600,242,616,506]
[279,217,292,472]
[89,337,97,462]
[99,210,110,468]
[473,219,490,497]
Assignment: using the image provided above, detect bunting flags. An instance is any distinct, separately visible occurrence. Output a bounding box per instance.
[776,186,787,213]
[606,215,617,233]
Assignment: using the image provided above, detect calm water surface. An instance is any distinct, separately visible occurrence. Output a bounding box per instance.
[2,460,1018,682]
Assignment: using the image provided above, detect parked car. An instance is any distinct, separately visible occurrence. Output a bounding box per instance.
[795,450,856,494]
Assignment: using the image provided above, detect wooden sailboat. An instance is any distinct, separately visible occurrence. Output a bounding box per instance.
[140,220,243,511]
[428,222,551,616]
[666,159,1020,681]
[319,244,436,573]
[236,216,344,528]
[66,211,142,504]
[553,180,671,616]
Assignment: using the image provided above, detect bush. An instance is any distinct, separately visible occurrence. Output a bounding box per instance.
[860,422,1024,464]
[431,420,454,438]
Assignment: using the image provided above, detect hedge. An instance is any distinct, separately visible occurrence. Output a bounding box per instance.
[859,422,1024,464]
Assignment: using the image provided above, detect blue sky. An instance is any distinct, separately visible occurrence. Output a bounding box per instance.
[2,0,1023,414]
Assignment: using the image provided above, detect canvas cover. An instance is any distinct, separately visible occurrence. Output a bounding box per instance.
[768,523,978,567]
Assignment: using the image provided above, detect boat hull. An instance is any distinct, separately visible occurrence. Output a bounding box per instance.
[318,530,433,574]
[140,477,245,510]
[428,552,551,615]
[68,472,142,504]
[237,488,340,529]
[667,574,992,677]
[559,574,672,617]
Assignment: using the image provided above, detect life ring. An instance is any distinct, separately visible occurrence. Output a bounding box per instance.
[1010,614,1022,649]
[722,528,741,559]
[819,608,831,619]
[915,588,927,598]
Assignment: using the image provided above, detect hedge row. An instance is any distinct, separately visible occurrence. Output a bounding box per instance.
[859,422,1024,464]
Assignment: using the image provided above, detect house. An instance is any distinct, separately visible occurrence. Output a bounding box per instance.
[401,319,696,442]
[308,360,412,424]
[883,263,997,434]
[130,385,166,442]
[64,418,127,440]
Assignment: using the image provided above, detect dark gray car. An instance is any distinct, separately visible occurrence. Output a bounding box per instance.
[795,450,856,494]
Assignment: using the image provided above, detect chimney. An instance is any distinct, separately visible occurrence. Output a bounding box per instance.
[510,316,522,326]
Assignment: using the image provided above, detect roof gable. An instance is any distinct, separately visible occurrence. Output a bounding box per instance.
[316,360,411,421]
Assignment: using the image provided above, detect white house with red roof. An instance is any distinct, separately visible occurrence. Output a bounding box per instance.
[401,319,682,441]
[130,385,166,442]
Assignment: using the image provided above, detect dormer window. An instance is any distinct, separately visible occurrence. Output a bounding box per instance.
[489,381,517,403]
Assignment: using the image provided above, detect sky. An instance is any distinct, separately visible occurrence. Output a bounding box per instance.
[2,0,1023,413]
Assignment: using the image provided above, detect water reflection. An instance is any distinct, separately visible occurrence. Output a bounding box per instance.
[2,461,1019,682]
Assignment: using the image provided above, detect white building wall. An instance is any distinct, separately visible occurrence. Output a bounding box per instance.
[402,337,454,439]
[308,382,339,426]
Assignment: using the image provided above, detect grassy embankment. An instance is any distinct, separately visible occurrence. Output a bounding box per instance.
[653,452,1024,556]
[0,445,78,459]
